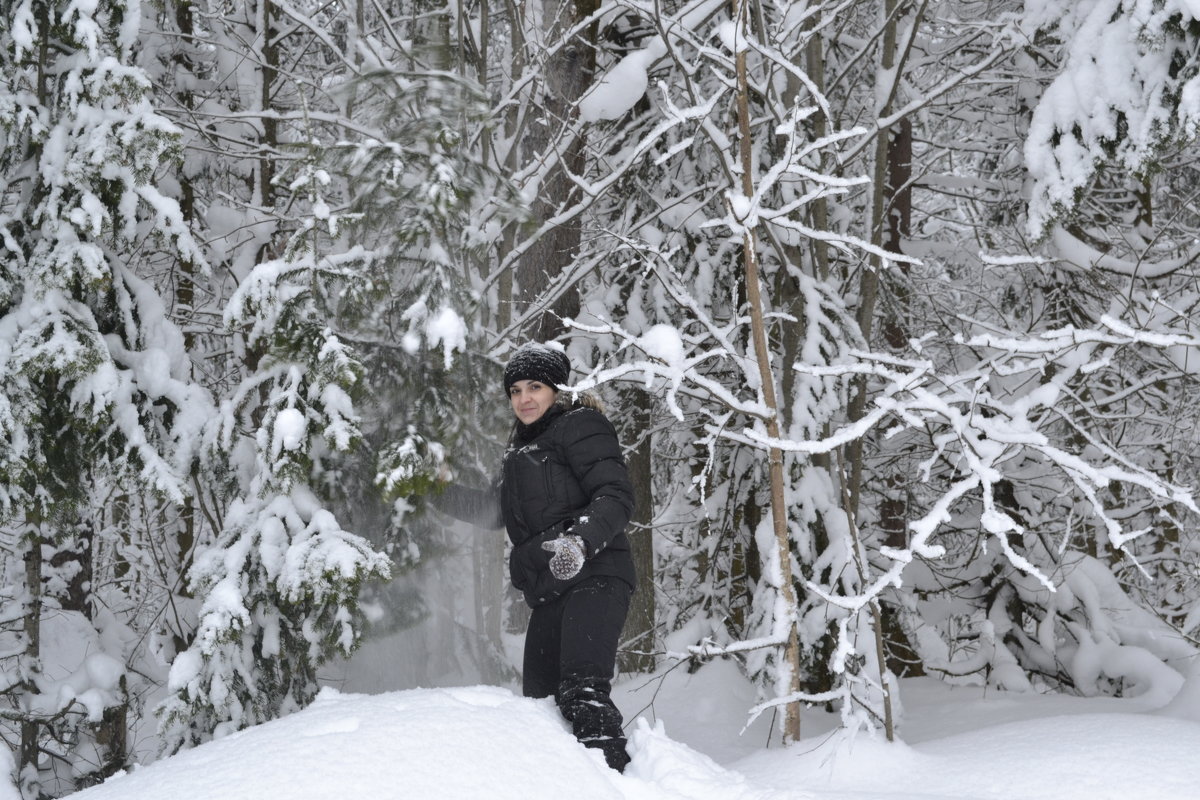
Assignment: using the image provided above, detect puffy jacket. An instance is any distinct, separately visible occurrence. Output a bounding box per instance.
[437,402,636,606]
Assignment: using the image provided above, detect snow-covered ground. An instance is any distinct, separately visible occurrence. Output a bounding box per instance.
[66,656,1200,800]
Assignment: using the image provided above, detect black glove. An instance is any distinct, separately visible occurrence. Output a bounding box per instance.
[541,534,586,581]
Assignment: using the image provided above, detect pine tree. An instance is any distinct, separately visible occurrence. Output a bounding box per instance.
[0,0,210,791]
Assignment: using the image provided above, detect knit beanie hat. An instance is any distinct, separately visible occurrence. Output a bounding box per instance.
[503,343,571,394]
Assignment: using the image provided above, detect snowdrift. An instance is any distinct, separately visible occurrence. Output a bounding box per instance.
[70,687,632,800]
[66,677,1200,800]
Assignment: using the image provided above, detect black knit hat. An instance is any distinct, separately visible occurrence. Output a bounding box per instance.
[503,343,571,394]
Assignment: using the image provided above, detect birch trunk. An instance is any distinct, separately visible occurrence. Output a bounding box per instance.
[732,0,801,743]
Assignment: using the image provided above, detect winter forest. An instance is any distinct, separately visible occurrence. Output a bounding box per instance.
[2,0,1200,795]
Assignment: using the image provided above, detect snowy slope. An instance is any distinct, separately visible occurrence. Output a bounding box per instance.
[72,687,632,800]
[67,671,1200,800]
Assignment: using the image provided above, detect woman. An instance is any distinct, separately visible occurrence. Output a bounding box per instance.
[437,343,636,773]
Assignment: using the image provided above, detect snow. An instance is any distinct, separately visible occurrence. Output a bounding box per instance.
[398,300,467,369]
[273,407,307,452]
[21,610,129,725]
[426,306,468,370]
[59,653,127,722]
[579,38,668,123]
[1049,227,1200,278]
[738,711,1200,800]
[1022,0,1200,236]
[635,324,686,371]
[65,663,1200,800]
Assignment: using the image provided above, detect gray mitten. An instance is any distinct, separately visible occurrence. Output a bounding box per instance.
[542,534,586,581]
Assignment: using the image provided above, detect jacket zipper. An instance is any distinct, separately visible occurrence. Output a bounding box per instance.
[540,454,554,500]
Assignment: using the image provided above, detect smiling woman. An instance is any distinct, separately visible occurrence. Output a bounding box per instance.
[508,380,557,424]
[434,342,637,772]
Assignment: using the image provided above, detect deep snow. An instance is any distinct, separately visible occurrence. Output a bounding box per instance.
[67,658,1200,800]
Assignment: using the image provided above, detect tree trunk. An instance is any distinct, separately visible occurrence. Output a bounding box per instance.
[258,0,279,237]
[50,515,92,617]
[618,390,656,673]
[801,14,830,283]
[732,0,801,743]
[846,0,911,518]
[513,0,599,340]
[495,0,526,336]
[19,515,42,794]
[171,0,200,586]
[461,0,508,674]
[93,675,128,783]
[875,117,924,679]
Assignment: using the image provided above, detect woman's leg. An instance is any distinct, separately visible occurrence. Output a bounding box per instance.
[555,577,633,772]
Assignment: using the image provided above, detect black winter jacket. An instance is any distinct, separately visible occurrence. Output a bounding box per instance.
[437,402,636,607]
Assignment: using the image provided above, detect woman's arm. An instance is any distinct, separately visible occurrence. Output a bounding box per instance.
[432,480,504,529]
[560,408,635,556]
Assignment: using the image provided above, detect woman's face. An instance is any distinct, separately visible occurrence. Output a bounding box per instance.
[509,379,557,425]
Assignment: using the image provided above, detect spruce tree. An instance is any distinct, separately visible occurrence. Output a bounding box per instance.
[0,0,209,791]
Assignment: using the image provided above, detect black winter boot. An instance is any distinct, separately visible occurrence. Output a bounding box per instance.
[558,676,629,772]
[594,737,630,773]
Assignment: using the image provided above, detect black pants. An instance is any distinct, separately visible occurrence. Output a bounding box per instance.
[523,576,632,771]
